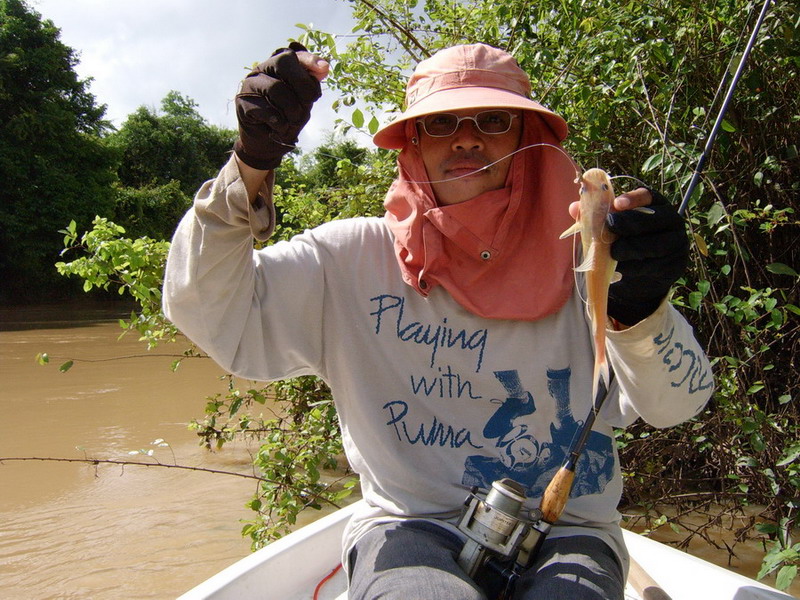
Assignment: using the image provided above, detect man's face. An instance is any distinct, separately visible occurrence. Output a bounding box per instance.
[418,109,523,206]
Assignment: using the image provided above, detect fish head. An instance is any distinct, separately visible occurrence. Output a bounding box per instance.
[579,168,616,208]
[578,168,617,245]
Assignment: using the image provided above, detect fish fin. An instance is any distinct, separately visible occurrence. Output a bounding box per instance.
[574,243,595,273]
[559,221,582,239]
[611,271,622,284]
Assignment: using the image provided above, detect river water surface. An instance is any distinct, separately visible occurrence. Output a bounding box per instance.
[0,302,309,599]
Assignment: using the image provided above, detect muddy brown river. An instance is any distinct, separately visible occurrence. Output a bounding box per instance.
[1,302,795,598]
[0,302,320,599]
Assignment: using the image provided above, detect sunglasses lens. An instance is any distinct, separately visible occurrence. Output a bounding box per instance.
[422,113,459,136]
[476,111,513,134]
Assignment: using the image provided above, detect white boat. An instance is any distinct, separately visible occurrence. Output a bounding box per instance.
[178,500,794,600]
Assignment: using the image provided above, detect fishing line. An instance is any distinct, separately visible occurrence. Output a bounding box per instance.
[403,143,583,186]
[608,174,649,190]
[697,1,761,141]
[680,0,773,215]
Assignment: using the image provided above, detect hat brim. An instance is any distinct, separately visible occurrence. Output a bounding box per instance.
[373,86,568,149]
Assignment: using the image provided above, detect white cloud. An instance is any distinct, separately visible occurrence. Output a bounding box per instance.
[30,0,364,149]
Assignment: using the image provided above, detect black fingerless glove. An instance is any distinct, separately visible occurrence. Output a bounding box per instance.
[233,42,322,170]
[605,189,689,326]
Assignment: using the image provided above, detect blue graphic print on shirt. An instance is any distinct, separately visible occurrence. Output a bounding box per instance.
[368,294,614,500]
[462,367,614,499]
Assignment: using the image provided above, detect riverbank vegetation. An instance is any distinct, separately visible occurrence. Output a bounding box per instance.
[0,0,235,302]
[6,0,798,591]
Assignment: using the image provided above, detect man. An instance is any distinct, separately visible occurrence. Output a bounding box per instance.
[163,42,713,599]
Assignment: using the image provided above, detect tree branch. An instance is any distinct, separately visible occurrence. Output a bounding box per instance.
[0,456,345,509]
[0,455,263,480]
[356,0,430,60]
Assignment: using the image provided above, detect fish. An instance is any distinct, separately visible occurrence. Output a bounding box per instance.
[559,168,620,401]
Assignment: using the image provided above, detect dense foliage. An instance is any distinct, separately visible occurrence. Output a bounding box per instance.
[0,1,236,300]
[0,0,116,300]
[109,91,235,198]
[106,91,236,240]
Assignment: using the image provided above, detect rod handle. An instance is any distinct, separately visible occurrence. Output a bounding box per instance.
[539,466,575,524]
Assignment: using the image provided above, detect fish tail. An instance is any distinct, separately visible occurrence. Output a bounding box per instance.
[592,336,610,402]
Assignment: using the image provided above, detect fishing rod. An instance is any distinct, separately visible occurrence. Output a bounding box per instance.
[679,0,774,216]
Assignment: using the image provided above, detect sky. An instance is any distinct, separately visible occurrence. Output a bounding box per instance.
[30,0,369,149]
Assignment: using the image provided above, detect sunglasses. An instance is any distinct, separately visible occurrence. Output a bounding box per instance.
[416,110,519,137]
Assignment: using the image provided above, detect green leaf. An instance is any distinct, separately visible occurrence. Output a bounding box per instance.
[688,291,703,310]
[756,522,778,535]
[766,263,799,277]
[692,233,708,257]
[641,153,663,172]
[737,455,758,468]
[352,108,364,129]
[721,119,736,132]
[777,446,800,467]
[776,564,797,591]
[368,116,380,135]
[706,202,726,226]
[747,383,765,395]
[59,360,74,373]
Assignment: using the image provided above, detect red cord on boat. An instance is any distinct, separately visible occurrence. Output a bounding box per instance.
[313,563,343,600]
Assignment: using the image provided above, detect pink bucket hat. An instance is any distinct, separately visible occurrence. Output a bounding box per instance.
[373,43,569,149]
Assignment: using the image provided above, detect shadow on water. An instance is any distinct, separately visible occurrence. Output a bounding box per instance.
[0,298,137,331]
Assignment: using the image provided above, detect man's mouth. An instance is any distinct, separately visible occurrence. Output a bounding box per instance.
[444,160,490,179]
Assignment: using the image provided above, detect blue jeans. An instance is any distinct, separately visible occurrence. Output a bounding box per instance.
[348,520,624,600]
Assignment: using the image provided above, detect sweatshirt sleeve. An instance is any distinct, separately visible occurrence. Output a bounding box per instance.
[602,298,714,428]
[162,155,325,382]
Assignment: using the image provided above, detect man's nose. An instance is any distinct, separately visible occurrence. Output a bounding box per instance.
[450,119,484,151]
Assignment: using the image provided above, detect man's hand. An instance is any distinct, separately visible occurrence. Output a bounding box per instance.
[568,187,689,326]
[566,187,653,220]
[607,188,688,326]
[234,42,329,173]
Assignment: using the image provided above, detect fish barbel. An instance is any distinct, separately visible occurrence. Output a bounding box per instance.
[559,168,619,401]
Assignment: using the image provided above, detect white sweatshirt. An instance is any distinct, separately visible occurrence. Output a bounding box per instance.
[163,156,714,569]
